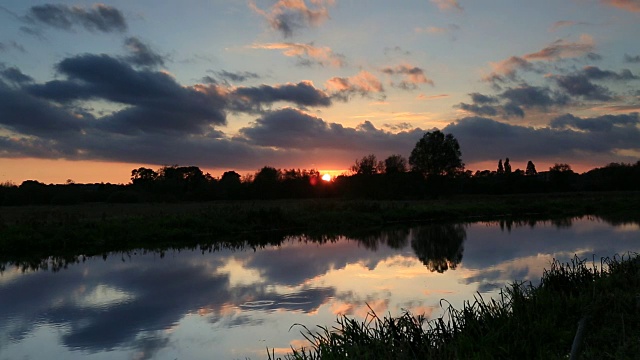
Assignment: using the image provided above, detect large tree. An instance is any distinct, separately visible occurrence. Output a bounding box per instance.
[409,130,464,178]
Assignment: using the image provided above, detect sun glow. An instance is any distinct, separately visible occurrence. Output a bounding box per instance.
[321,173,331,181]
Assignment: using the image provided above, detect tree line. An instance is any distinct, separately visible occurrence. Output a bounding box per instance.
[1,130,639,205]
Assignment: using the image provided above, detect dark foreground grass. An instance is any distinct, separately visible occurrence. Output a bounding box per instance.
[271,254,640,360]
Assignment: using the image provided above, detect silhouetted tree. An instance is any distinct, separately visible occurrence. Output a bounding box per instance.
[253,166,281,198]
[131,167,158,185]
[383,154,408,174]
[409,130,464,178]
[410,223,466,273]
[219,171,242,199]
[550,163,572,173]
[504,157,512,174]
[549,163,577,191]
[351,154,382,175]
[526,160,537,176]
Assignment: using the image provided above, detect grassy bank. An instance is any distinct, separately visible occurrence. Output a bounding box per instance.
[272,254,640,359]
[1,192,639,268]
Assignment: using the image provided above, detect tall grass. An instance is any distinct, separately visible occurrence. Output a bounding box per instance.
[271,254,640,359]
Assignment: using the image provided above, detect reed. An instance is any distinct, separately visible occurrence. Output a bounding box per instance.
[271,254,640,359]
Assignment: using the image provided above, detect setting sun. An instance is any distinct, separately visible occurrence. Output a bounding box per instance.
[322,174,331,182]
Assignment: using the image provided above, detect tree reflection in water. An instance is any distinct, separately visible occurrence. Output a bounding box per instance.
[410,223,466,273]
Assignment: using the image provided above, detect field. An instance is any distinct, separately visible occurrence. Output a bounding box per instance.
[1,192,639,270]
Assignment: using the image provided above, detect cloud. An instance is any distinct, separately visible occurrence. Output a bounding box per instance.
[485,35,596,84]
[24,54,227,134]
[581,65,638,80]
[550,112,639,132]
[238,108,423,153]
[458,86,569,118]
[484,56,537,84]
[0,41,25,53]
[27,3,127,33]
[624,54,640,63]
[601,0,640,12]
[415,24,460,39]
[0,79,84,137]
[249,0,334,37]
[523,35,595,61]
[381,64,434,89]
[444,115,640,163]
[458,103,498,117]
[326,71,384,99]
[123,37,165,68]
[251,42,345,67]
[0,67,33,84]
[212,70,260,83]
[430,0,463,12]
[554,74,613,101]
[229,81,332,112]
[418,93,449,100]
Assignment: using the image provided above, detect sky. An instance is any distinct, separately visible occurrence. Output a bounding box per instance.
[0,0,639,184]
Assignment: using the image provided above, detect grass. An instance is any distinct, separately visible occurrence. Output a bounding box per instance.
[270,254,640,359]
[1,192,639,270]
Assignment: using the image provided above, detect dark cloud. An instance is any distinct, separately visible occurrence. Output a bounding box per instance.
[444,115,640,163]
[238,108,423,154]
[580,66,638,80]
[123,37,165,68]
[458,103,499,116]
[0,67,33,84]
[624,54,640,63]
[25,54,227,134]
[550,112,639,132]
[470,93,498,104]
[215,70,260,83]
[230,81,332,111]
[554,74,612,101]
[0,80,84,136]
[501,85,565,108]
[27,3,127,33]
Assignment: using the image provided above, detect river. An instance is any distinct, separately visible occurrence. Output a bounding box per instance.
[1,216,639,359]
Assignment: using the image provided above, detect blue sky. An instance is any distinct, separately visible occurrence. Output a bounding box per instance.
[0,0,639,183]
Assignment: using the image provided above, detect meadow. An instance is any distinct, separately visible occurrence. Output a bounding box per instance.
[1,191,639,270]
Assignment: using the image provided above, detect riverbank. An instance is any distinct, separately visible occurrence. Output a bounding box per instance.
[273,254,640,359]
[1,192,639,267]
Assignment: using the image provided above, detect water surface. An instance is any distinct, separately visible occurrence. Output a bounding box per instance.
[1,216,639,359]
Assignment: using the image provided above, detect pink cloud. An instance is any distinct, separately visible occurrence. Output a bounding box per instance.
[248,0,334,37]
[326,70,384,95]
[430,0,463,11]
[601,0,640,12]
[250,42,345,67]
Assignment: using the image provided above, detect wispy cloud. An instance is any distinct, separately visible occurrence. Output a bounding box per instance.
[601,0,640,12]
[430,0,463,12]
[326,71,384,99]
[381,64,434,89]
[249,0,334,38]
[123,37,165,68]
[26,3,127,33]
[250,42,345,67]
[523,34,595,61]
[484,35,596,84]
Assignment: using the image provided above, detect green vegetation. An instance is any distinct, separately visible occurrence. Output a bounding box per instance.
[271,254,640,359]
